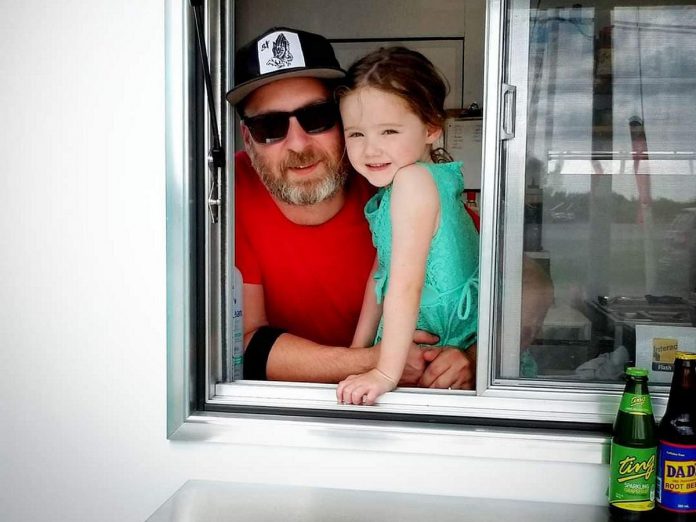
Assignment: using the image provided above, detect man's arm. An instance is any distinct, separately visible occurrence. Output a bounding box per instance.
[243,283,432,384]
[243,258,553,387]
[520,255,554,349]
[266,333,375,382]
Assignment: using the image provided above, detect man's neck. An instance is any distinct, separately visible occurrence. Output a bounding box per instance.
[273,189,346,225]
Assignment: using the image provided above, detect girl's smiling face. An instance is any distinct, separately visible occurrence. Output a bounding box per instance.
[340,86,442,187]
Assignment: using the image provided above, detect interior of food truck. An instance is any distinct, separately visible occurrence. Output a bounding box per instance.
[228,0,695,378]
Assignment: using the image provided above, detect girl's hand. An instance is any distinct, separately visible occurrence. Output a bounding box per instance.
[336,368,397,405]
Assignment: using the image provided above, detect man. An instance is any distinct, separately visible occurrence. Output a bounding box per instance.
[228,27,552,390]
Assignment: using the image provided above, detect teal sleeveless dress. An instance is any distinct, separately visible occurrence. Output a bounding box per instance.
[365,161,479,349]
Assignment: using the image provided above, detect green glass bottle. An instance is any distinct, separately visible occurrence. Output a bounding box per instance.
[608,367,658,521]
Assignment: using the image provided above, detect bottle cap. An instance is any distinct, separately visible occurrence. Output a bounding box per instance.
[626,367,648,377]
[676,351,696,360]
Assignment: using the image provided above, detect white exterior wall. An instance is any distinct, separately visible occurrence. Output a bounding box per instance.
[0,2,608,521]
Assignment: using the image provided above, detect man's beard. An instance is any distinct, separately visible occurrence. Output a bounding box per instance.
[248,146,348,206]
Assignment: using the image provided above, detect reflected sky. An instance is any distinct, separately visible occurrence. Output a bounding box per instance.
[527,5,696,203]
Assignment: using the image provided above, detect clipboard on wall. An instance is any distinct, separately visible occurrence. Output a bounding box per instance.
[442,105,483,190]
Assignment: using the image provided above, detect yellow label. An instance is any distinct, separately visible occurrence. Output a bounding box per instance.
[663,460,696,494]
[653,338,678,362]
[609,443,656,509]
[618,454,656,482]
[612,500,654,511]
[653,338,678,371]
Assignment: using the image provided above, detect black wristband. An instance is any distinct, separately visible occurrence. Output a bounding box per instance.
[243,326,286,380]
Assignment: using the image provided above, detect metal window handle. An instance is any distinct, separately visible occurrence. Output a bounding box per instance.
[501,83,516,140]
[207,149,223,223]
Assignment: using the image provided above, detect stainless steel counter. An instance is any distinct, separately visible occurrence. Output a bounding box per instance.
[148,480,610,521]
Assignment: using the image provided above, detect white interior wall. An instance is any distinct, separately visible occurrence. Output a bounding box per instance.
[235,0,485,106]
[0,2,608,521]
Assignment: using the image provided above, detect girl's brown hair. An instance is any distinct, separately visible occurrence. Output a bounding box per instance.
[336,46,449,129]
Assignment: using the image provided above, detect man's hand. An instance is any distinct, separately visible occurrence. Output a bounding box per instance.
[370,330,438,386]
[399,330,439,385]
[418,345,476,390]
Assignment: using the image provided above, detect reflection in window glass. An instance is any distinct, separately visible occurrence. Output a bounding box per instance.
[512,2,696,383]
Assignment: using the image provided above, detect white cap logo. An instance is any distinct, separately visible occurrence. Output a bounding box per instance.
[258,31,305,74]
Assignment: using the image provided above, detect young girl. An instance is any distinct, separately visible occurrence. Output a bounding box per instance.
[335,47,480,406]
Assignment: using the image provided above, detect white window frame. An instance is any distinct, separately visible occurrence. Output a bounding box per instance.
[166,0,673,446]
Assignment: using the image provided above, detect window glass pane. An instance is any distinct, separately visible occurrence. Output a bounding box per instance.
[502,1,696,384]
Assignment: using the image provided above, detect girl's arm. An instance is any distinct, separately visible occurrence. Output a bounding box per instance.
[351,257,382,347]
[337,164,439,405]
[377,164,439,382]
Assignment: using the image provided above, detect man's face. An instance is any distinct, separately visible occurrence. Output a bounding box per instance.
[241,77,347,206]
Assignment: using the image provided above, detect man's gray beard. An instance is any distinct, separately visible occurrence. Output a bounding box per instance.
[249,147,348,206]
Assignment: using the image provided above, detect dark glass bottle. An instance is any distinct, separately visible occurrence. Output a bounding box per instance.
[656,352,696,521]
[609,367,658,521]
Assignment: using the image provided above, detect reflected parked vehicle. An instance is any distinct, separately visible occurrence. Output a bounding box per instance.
[657,208,696,296]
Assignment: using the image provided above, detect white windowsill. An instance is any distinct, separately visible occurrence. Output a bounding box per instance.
[170,407,609,466]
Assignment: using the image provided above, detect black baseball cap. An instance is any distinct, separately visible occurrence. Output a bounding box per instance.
[226,27,346,106]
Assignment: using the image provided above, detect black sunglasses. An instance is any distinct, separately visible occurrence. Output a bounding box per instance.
[242,101,339,144]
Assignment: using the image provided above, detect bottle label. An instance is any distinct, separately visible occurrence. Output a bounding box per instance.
[609,443,656,511]
[657,441,696,513]
[619,393,653,415]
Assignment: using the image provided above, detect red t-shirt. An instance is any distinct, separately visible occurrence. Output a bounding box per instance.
[235,151,376,347]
